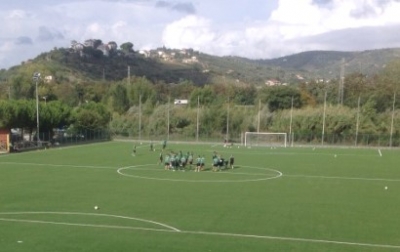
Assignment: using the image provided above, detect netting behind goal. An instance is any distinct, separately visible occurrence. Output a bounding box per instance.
[244,132,287,148]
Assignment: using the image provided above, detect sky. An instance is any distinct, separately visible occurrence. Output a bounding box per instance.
[1,0,400,69]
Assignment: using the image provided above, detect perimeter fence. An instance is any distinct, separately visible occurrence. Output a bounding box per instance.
[113,131,400,148]
[10,129,111,152]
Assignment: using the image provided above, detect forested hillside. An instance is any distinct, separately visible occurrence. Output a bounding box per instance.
[1,41,400,146]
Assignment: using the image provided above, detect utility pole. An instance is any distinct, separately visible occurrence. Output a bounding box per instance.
[226,97,230,141]
[338,58,345,105]
[257,99,261,132]
[33,72,41,146]
[139,94,142,142]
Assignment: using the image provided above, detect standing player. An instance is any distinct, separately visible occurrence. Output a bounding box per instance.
[150,142,154,151]
[195,155,201,172]
[200,155,205,171]
[229,154,234,169]
[132,145,136,156]
[162,140,167,150]
[158,152,163,165]
[188,152,193,169]
[164,153,170,170]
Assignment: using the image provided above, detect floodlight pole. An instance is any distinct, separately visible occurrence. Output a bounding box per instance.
[321,91,327,146]
[139,93,142,141]
[196,95,199,142]
[389,93,396,148]
[33,72,41,146]
[226,97,230,142]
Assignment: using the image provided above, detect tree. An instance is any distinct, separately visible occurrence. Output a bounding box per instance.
[189,85,217,108]
[259,86,302,112]
[120,42,134,53]
[343,73,371,108]
[232,85,257,105]
[111,84,129,114]
[71,102,110,131]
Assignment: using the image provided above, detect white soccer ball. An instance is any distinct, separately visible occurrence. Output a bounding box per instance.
[94,206,99,210]
[385,186,388,190]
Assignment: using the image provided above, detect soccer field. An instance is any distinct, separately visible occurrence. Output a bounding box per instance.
[1,141,399,252]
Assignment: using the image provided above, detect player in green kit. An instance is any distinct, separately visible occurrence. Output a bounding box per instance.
[158,152,163,165]
[195,155,201,172]
[169,154,176,171]
[132,145,136,156]
[200,156,205,171]
[164,154,170,170]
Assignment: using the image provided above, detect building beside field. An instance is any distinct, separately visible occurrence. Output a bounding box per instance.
[174,99,188,105]
[0,128,10,153]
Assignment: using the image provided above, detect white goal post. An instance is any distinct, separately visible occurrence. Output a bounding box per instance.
[244,132,287,148]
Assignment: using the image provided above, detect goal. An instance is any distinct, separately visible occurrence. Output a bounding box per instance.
[244,132,287,148]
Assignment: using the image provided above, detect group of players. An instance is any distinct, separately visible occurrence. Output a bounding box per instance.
[133,140,235,172]
[161,151,234,172]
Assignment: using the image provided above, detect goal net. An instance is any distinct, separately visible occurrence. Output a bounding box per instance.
[244,132,287,148]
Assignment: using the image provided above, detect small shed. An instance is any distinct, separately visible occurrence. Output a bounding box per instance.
[0,128,10,152]
[174,99,188,105]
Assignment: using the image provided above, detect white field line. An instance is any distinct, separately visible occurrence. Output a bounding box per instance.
[2,161,398,183]
[1,215,400,250]
[284,174,400,182]
[0,162,116,170]
[0,218,177,233]
[117,165,283,183]
[0,211,180,232]
[183,230,400,250]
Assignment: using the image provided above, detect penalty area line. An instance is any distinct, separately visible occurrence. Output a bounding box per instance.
[284,174,400,182]
[183,230,400,250]
[2,217,399,250]
[0,217,179,233]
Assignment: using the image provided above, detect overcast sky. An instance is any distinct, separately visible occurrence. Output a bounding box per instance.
[1,0,400,69]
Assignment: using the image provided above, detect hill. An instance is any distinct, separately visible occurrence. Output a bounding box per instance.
[254,48,400,80]
[1,43,400,87]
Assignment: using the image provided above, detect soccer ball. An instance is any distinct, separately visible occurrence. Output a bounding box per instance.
[94,206,99,210]
[385,186,388,190]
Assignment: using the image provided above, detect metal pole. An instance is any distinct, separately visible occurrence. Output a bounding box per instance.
[355,95,361,146]
[167,96,170,141]
[289,96,293,145]
[321,91,327,145]
[257,99,261,132]
[33,72,41,146]
[139,94,141,142]
[389,93,396,148]
[36,80,40,145]
[226,97,229,141]
[196,95,199,142]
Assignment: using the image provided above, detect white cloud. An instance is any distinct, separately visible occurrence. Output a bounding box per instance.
[1,0,400,69]
[162,15,216,51]
[160,0,400,59]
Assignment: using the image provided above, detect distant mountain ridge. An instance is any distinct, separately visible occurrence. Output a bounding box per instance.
[2,46,400,86]
[254,48,400,80]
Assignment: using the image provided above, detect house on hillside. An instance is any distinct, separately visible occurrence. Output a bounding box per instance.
[44,75,53,83]
[97,44,110,56]
[182,56,198,64]
[174,99,188,105]
[265,79,281,86]
[138,50,150,57]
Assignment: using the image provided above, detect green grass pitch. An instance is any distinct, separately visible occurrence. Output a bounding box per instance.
[1,141,400,252]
